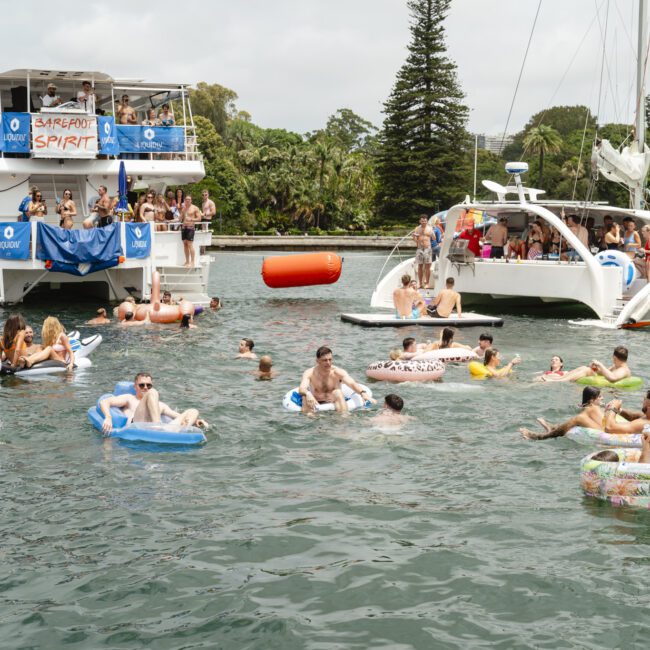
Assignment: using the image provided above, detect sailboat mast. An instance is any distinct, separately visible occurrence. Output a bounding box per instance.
[635,0,648,208]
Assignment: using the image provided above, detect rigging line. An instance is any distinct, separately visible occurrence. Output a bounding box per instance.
[571,108,593,203]
[595,0,610,138]
[0,177,30,193]
[498,0,542,154]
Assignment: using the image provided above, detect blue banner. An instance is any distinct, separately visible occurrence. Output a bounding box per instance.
[36,222,122,274]
[98,116,119,155]
[0,112,30,153]
[125,222,151,259]
[117,125,184,153]
[0,222,31,260]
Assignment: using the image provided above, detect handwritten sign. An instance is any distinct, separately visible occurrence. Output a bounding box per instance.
[31,113,98,158]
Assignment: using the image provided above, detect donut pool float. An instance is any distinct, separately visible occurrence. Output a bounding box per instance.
[576,375,643,390]
[581,448,650,508]
[567,426,642,448]
[283,383,372,412]
[415,348,477,363]
[366,359,445,382]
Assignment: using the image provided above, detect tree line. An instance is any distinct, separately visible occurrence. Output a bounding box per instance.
[182,0,643,235]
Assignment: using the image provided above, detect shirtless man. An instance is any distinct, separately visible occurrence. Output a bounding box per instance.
[427,277,462,318]
[412,215,434,289]
[99,372,207,434]
[237,338,257,360]
[116,95,137,125]
[119,311,150,327]
[472,332,493,359]
[298,346,376,414]
[86,308,111,325]
[201,190,216,223]
[602,391,650,435]
[255,355,277,380]
[22,326,43,356]
[370,394,413,426]
[83,185,112,229]
[485,217,508,258]
[393,274,425,319]
[77,80,95,114]
[540,346,631,383]
[180,195,202,267]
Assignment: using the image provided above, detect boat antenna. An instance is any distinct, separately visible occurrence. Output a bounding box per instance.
[498,0,542,154]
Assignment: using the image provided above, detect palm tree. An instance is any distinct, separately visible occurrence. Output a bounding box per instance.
[523,125,563,187]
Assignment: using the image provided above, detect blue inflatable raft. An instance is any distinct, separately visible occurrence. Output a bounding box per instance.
[87,381,207,445]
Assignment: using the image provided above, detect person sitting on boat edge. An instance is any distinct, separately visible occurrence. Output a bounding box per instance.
[538,346,631,383]
[99,372,207,435]
[472,332,493,359]
[601,392,650,435]
[298,345,376,414]
[520,386,603,440]
[427,277,462,318]
[393,274,425,319]
[473,347,520,379]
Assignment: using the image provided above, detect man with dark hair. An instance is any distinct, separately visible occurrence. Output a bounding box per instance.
[99,372,207,434]
[86,307,111,325]
[237,338,257,359]
[298,346,376,413]
[393,274,424,319]
[371,393,413,425]
[428,277,462,318]
[84,185,112,229]
[541,346,631,383]
[412,214,434,289]
[472,332,494,359]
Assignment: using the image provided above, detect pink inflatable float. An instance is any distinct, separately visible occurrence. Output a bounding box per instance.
[366,358,445,382]
[117,271,194,323]
[415,348,477,363]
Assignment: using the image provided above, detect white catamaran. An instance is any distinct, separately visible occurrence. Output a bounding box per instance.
[0,69,211,305]
[369,1,650,329]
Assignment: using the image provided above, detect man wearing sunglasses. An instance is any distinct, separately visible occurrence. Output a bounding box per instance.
[99,372,207,434]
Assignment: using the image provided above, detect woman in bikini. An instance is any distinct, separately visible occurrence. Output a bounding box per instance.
[520,386,603,440]
[56,189,77,229]
[603,222,621,249]
[536,355,565,381]
[1,314,27,368]
[526,222,545,260]
[153,193,169,232]
[139,191,156,223]
[17,317,75,372]
[430,327,473,350]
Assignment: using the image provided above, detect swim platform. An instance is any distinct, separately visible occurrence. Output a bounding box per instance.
[340,312,504,328]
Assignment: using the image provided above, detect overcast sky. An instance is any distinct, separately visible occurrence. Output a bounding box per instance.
[2,0,643,136]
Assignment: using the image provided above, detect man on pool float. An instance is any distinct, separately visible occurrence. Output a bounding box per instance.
[299,346,377,414]
[99,372,208,434]
[602,391,650,435]
[538,346,631,383]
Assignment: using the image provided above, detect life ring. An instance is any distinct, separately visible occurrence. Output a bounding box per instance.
[415,348,477,363]
[595,250,637,291]
[282,383,372,412]
[366,359,445,382]
[581,448,650,507]
[575,375,643,390]
[566,426,642,448]
[86,381,207,445]
[468,361,489,378]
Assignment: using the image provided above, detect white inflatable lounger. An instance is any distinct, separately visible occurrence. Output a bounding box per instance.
[340,312,504,328]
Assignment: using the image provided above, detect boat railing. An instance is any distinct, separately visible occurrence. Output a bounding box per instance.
[373,230,417,289]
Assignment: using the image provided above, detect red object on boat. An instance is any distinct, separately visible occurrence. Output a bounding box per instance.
[262,252,343,288]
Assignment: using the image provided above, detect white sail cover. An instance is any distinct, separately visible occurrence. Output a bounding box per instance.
[592,139,650,188]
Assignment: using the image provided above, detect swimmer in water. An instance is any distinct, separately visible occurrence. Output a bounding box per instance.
[472,332,493,359]
[370,394,413,426]
[237,338,257,360]
[478,347,521,378]
[429,327,472,351]
[119,311,150,327]
[255,355,277,380]
[86,307,111,325]
[298,345,376,414]
[534,355,565,381]
[520,386,603,440]
[179,314,197,329]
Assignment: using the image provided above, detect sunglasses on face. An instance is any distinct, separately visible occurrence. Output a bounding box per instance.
[138,382,153,389]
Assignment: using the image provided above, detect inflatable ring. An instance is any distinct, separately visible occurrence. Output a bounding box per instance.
[567,426,643,448]
[581,448,650,507]
[366,359,445,382]
[87,381,207,445]
[595,250,637,292]
[283,383,372,412]
[576,376,643,389]
[414,348,477,363]
[468,361,489,378]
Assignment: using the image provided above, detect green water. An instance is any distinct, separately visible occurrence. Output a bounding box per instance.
[2,252,650,649]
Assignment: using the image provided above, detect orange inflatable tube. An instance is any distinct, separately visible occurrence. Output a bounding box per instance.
[261,252,343,288]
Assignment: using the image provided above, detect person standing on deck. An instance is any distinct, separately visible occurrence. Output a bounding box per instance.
[412,215,434,289]
[459,218,481,256]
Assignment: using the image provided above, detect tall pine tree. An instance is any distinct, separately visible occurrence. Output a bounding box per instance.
[376,0,469,221]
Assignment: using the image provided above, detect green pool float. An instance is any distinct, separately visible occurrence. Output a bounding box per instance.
[576,375,644,389]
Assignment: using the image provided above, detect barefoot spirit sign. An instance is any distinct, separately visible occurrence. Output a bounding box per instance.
[31,113,98,158]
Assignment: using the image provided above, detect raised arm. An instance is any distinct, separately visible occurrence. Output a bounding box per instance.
[592,360,628,382]
[603,402,645,433]
[59,333,75,371]
[10,330,26,367]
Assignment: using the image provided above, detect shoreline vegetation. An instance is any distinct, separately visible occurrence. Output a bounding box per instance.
[184,0,638,237]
